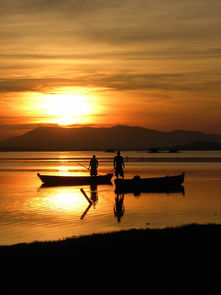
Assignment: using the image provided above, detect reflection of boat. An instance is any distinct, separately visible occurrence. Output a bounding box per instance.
[37,173,113,186]
[114,172,185,193]
[115,184,185,196]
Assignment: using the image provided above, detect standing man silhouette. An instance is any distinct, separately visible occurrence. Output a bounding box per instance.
[114,151,124,179]
[89,155,98,176]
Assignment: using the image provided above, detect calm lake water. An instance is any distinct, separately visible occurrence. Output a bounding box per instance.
[0,150,221,245]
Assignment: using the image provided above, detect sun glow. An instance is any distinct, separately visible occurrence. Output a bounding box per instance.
[41,88,98,125]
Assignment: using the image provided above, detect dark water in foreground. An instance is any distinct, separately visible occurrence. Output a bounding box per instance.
[0,151,221,245]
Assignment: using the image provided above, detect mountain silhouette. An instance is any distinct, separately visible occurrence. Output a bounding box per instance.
[171,140,221,151]
[0,125,221,151]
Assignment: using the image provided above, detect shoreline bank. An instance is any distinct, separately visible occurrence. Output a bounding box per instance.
[1,223,221,259]
[1,224,220,291]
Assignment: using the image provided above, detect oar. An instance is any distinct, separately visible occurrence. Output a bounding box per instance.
[78,161,101,176]
[80,203,92,220]
[80,188,92,205]
[77,162,89,171]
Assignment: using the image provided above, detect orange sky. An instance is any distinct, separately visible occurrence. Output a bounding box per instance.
[1,0,221,139]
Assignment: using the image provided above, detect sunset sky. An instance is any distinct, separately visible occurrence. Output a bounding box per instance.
[1,0,221,139]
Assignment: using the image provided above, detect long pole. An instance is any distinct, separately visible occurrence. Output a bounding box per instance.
[78,161,102,176]
[80,203,92,220]
[77,162,89,170]
[80,188,92,205]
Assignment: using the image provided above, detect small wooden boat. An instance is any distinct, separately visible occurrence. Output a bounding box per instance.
[115,184,185,196]
[37,173,113,186]
[114,172,185,192]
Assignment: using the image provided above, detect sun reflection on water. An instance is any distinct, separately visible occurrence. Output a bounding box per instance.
[47,191,86,213]
[56,165,88,176]
[58,166,70,174]
[29,188,88,216]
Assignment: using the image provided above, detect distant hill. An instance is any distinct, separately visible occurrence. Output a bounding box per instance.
[171,140,221,151]
[0,125,221,151]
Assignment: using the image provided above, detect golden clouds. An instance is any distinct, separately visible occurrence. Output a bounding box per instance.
[0,0,221,138]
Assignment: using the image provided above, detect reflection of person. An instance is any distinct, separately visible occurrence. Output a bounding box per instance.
[114,151,124,178]
[114,194,125,222]
[89,155,98,176]
[90,183,98,206]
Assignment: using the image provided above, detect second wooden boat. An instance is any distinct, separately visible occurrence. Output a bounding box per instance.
[114,172,185,192]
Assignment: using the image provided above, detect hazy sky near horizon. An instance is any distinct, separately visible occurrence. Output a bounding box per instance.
[1,0,221,139]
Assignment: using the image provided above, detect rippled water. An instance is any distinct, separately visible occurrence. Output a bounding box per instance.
[0,151,221,245]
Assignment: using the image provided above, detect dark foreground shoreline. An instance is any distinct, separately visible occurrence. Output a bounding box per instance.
[1,224,220,291]
[1,223,221,259]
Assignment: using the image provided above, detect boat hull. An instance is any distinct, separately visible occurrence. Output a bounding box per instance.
[115,184,185,196]
[37,173,113,186]
[114,172,185,194]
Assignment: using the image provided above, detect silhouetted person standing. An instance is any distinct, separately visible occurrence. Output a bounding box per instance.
[89,155,98,176]
[114,151,124,178]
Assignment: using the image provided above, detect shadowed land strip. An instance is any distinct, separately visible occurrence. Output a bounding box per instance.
[1,224,221,291]
[1,224,221,259]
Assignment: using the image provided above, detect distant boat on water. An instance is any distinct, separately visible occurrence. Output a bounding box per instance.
[149,148,159,153]
[168,148,179,153]
[105,149,115,153]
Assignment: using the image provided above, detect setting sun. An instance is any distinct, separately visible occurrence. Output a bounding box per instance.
[11,86,108,130]
[42,90,94,125]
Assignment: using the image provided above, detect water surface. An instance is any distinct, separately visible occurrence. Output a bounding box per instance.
[0,151,221,245]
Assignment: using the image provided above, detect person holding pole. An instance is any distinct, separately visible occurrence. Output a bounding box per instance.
[89,155,98,176]
[113,151,124,179]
